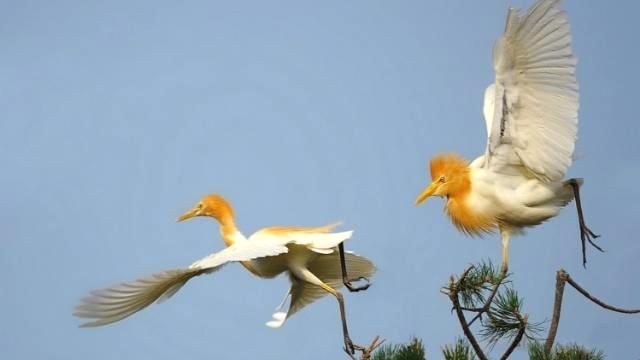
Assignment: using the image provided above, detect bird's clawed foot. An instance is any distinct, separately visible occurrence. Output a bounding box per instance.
[569,178,603,267]
[569,179,604,267]
[343,335,364,359]
[343,335,384,360]
[580,222,601,250]
[580,220,602,267]
[343,276,371,292]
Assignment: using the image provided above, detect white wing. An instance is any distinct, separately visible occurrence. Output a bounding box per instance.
[188,237,290,269]
[74,240,294,327]
[247,225,352,253]
[483,0,578,181]
[195,225,353,269]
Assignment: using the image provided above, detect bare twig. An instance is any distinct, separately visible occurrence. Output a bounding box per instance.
[543,269,567,354]
[544,269,640,354]
[565,273,640,314]
[352,336,384,360]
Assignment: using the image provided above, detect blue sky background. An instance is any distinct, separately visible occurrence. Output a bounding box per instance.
[2,1,639,359]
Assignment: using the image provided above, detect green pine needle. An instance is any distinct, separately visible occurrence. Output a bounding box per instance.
[479,287,541,347]
[456,260,508,308]
[372,337,426,360]
[528,342,604,360]
[442,338,477,360]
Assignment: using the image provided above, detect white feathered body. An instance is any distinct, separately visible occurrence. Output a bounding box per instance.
[468,155,576,231]
[74,224,375,329]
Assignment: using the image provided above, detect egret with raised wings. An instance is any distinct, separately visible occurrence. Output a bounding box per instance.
[74,194,375,354]
[415,0,601,270]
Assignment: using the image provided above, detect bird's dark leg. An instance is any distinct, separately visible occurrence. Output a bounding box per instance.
[568,179,603,267]
[320,283,365,358]
[339,242,370,292]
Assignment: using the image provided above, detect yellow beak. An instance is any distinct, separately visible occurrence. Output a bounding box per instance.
[177,207,200,222]
[415,182,439,205]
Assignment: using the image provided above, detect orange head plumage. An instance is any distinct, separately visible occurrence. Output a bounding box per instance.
[177,194,235,225]
[415,154,497,236]
[415,153,470,204]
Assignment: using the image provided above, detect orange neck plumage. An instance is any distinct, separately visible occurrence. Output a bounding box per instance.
[430,154,497,236]
[211,203,260,275]
[219,218,239,247]
[445,192,497,236]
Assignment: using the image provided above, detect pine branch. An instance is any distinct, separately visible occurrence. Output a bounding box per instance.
[444,267,489,360]
[544,269,640,354]
[456,263,509,327]
[543,270,568,354]
[480,288,526,346]
[437,262,640,360]
[456,260,505,308]
[565,271,640,314]
[445,261,542,360]
[498,310,527,360]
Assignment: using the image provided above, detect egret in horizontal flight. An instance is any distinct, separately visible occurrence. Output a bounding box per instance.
[415,0,601,270]
[74,194,375,354]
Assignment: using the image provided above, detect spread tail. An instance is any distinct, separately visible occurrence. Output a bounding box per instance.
[266,250,376,328]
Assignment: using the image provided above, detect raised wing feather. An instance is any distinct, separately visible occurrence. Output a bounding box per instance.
[484,0,578,181]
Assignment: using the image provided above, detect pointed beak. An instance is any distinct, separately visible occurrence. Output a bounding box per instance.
[177,207,199,222]
[415,182,439,206]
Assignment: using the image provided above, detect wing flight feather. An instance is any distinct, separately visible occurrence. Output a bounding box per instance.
[483,0,578,181]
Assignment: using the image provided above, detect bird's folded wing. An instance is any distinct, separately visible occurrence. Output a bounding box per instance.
[483,0,578,181]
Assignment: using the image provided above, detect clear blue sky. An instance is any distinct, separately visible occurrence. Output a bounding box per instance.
[2,1,639,359]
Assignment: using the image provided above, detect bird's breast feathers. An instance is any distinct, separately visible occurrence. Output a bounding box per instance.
[440,167,499,236]
[445,196,498,237]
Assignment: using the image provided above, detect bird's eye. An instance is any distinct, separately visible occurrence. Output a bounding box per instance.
[197,203,203,209]
[439,176,446,183]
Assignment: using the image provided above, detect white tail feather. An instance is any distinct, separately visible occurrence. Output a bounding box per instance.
[266,250,376,328]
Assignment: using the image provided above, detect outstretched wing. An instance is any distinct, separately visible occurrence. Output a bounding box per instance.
[483,0,578,181]
[74,240,293,327]
[74,268,209,327]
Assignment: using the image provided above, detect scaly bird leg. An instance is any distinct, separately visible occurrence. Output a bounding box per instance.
[568,179,602,267]
[465,231,511,326]
[501,229,510,274]
[320,282,365,358]
[339,243,370,292]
